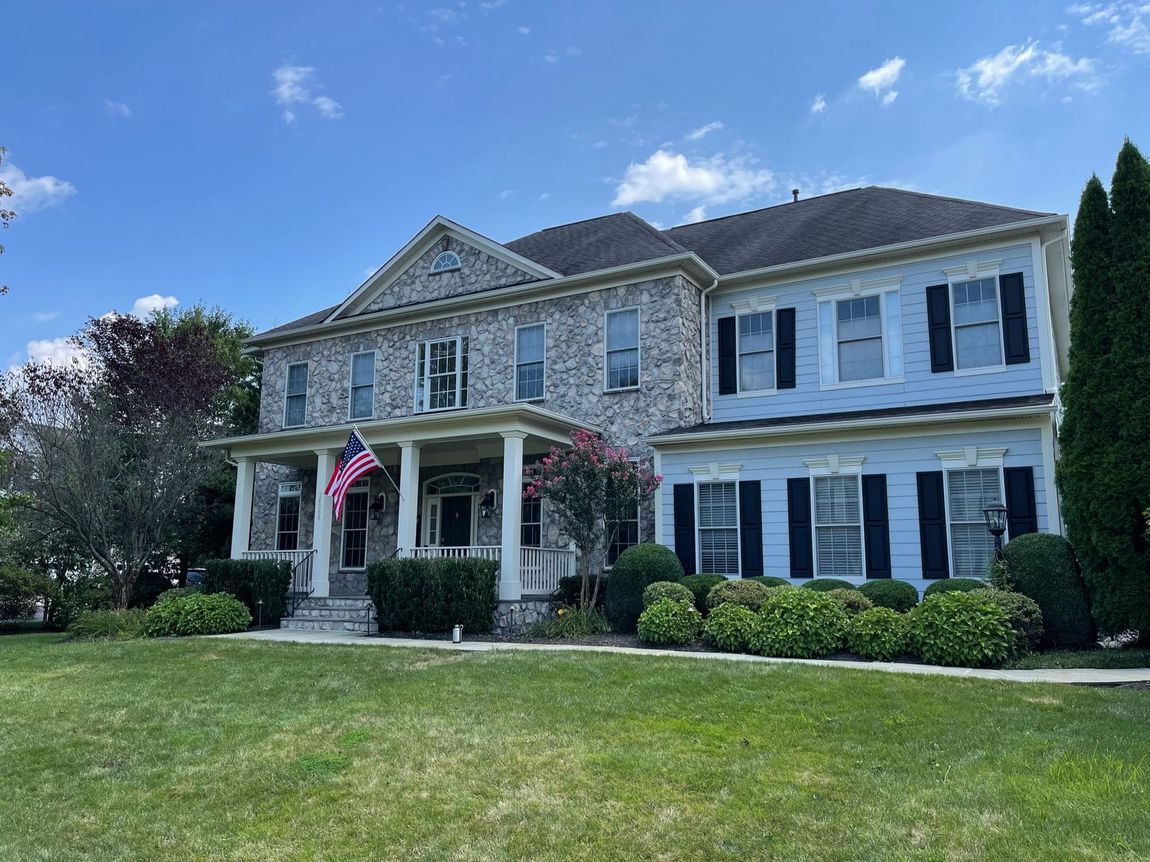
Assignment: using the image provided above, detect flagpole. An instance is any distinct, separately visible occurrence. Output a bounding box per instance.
[352,425,404,500]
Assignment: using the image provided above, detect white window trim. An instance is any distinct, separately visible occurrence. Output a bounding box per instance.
[946,268,1006,376]
[283,361,309,428]
[814,279,904,389]
[604,306,641,392]
[694,480,741,577]
[520,478,544,548]
[339,478,371,571]
[414,336,467,413]
[735,307,777,396]
[430,250,461,274]
[347,350,377,421]
[275,482,302,551]
[421,489,479,547]
[935,446,1009,579]
[513,322,547,403]
[941,466,1005,580]
[805,455,866,580]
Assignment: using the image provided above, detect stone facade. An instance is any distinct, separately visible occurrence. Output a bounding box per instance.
[492,599,554,636]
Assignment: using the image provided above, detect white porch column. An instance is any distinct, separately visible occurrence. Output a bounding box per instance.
[396,441,421,554]
[312,448,338,598]
[499,432,526,601]
[230,456,255,558]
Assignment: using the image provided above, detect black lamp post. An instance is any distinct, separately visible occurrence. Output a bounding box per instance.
[982,499,1008,560]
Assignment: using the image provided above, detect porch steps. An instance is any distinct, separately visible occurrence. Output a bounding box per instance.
[280,597,374,633]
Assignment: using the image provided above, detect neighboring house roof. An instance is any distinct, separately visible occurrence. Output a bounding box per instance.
[504,211,688,276]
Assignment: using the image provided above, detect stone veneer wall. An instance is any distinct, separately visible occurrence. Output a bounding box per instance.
[492,599,554,636]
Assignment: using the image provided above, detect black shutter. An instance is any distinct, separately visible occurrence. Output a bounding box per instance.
[926,284,954,373]
[775,308,796,389]
[738,480,763,576]
[916,471,949,579]
[786,478,813,579]
[718,316,737,395]
[672,484,697,575]
[862,475,891,579]
[999,272,1030,365]
[1004,467,1038,539]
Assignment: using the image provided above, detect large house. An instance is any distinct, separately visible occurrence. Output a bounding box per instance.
[206,187,1072,632]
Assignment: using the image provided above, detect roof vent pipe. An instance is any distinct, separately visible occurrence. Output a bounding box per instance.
[792,188,800,203]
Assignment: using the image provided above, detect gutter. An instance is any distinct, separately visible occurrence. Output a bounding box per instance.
[699,275,720,422]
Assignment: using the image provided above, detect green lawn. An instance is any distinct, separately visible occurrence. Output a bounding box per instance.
[1,635,1148,862]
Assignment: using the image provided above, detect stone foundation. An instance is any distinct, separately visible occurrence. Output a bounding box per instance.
[492,598,554,636]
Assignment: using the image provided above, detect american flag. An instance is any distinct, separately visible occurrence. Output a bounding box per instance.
[324,430,383,519]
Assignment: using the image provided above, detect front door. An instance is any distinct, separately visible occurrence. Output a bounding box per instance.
[439,495,472,547]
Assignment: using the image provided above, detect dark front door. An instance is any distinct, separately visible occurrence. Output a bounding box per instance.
[440,495,472,547]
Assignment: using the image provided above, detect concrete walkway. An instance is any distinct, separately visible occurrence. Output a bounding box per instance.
[212,628,1150,686]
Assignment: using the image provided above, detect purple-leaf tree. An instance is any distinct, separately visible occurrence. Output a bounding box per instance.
[524,429,661,609]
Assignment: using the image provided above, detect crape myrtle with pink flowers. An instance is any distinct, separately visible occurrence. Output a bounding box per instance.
[524,429,661,609]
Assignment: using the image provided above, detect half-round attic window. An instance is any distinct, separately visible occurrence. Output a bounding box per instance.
[430,250,461,273]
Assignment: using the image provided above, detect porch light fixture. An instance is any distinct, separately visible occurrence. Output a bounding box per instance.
[982,499,1008,558]
[480,490,497,519]
[369,493,387,523]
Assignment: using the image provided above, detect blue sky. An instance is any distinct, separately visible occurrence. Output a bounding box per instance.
[2,1,1148,368]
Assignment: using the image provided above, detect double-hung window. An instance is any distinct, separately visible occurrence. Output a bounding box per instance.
[348,351,376,420]
[951,278,1003,370]
[521,494,542,548]
[275,482,301,551]
[946,468,1002,578]
[341,478,370,569]
[737,311,775,392]
[515,323,545,401]
[813,475,863,577]
[284,362,309,427]
[816,282,903,387]
[697,482,739,575]
[415,336,469,412]
[607,501,640,566]
[605,308,640,391]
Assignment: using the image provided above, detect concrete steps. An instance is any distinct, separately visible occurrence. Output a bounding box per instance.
[281,597,374,633]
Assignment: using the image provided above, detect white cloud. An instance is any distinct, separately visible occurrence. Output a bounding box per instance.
[858,56,905,105]
[538,192,551,201]
[810,94,827,114]
[24,337,88,369]
[272,64,344,123]
[686,121,724,141]
[0,162,76,213]
[429,7,463,23]
[130,294,179,318]
[1071,3,1150,54]
[543,51,559,63]
[679,205,708,225]
[32,311,59,322]
[612,149,775,207]
[517,25,531,35]
[480,0,507,8]
[592,140,608,149]
[103,100,132,117]
[498,189,515,200]
[955,40,1100,105]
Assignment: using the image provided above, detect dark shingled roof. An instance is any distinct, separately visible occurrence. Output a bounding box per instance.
[259,304,339,336]
[660,187,1053,275]
[650,394,1056,439]
[504,211,688,276]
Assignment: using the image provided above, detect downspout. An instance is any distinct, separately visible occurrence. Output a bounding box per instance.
[699,276,720,422]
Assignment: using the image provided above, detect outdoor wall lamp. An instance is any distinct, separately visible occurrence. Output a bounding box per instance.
[369,493,387,523]
[480,490,497,519]
[982,499,1008,558]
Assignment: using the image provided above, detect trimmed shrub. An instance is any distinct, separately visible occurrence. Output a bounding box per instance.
[679,575,727,614]
[0,564,53,621]
[67,608,146,640]
[642,581,695,608]
[801,578,858,593]
[368,557,498,634]
[527,606,611,638]
[908,592,1012,667]
[827,588,874,616]
[997,533,1095,648]
[702,603,759,653]
[858,579,919,613]
[553,574,605,608]
[922,578,987,599]
[971,588,1044,656]
[706,579,771,612]
[605,544,685,632]
[142,591,251,637]
[751,589,849,658]
[636,598,701,646]
[747,576,793,589]
[49,574,114,630]
[203,559,292,625]
[848,607,910,661]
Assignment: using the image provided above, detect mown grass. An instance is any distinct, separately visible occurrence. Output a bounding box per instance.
[1007,646,1150,669]
[1,633,1148,861]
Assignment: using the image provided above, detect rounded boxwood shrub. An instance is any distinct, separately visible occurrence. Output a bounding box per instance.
[827,588,874,616]
[605,544,685,633]
[971,588,1044,655]
[750,589,849,658]
[679,574,727,614]
[142,591,252,637]
[997,533,1095,648]
[922,578,987,599]
[908,592,1012,667]
[858,579,919,613]
[701,603,759,653]
[706,579,771,612]
[642,580,695,608]
[800,578,858,593]
[847,607,910,661]
[636,598,702,646]
[747,576,792,589]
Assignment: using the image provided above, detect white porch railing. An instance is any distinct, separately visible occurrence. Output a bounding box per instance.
[403,546,503,562]
[242,549,316,568]
[241,549,317,615]
[520,546,576,596]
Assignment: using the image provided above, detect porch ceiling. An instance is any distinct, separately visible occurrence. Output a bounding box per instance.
[203,403,597,468]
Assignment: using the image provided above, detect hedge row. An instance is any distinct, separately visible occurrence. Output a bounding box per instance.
[203,559,292,624]
[368,557,498,634]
